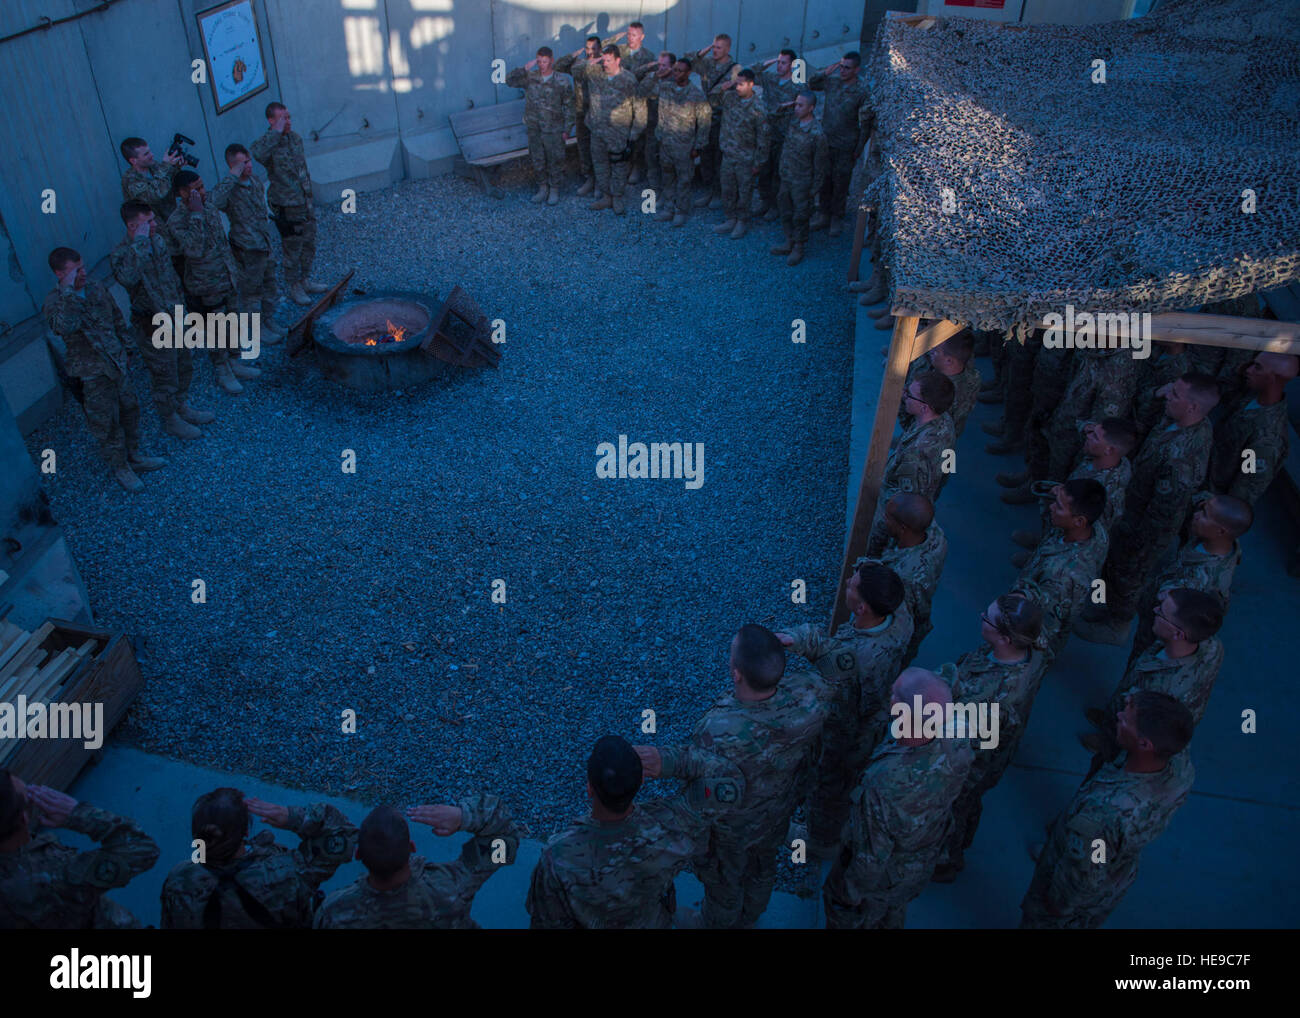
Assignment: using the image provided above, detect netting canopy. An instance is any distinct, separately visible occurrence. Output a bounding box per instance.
[862,0,1300,332]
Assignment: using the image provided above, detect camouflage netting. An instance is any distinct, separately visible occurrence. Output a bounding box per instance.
[861,0,1300,332]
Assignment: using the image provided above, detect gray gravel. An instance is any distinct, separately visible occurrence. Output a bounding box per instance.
[29,162,855,856]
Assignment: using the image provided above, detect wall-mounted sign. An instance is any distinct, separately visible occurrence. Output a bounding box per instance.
[197,0,270,114]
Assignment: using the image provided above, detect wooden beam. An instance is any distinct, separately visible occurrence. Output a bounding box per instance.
[909,318,966,358]
[831,314,921,631]
[847,208,868,283]
[1147,313,1300,355]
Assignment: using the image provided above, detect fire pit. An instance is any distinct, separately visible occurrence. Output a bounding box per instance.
[312,293,450,392]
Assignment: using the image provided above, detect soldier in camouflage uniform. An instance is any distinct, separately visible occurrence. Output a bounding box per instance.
[633,53,674,191]
[640,625,828,929]
[530,736,716,929]
[904,331,982,440]
[1016,478,1109,660]
[769,92,827,267]
[866,372,956,557]
[557,36,604,195]
[110,202,212,441]
[856,493,946,666]
[506,48,576,205]
[934,595,1050,881]
[251,101,326,305]
[1079,374,1218,645]
[0,773,158,929]
[583,47,646,216]
[211,144,286,341]
[43,247,167,492]
[167,171,258,395]
[1206,352,1296,506]
[317,795,518,928]
[984,331,1041,456]
[1133,341,1190,444]
[690,35,738,209]
[119,135,183,226]
[161,789,357,929]
[1022,691,1194,929]
[755,50,802,219]
[709,68,770,239]
[824,669,974,929]
[640,58,710,226]
[615,23,657,184]
[809,53,868,237]
[780,563,913,855]
[1005,343,1072,500]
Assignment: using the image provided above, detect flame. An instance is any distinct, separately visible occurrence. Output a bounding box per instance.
[387,319,407,343]
[364,338,377,346]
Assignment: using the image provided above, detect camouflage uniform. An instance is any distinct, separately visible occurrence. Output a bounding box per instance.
[584,69,646,203]
[1133,346,1189,443]
[777,115,828,246]
[858,523,948,666]
[250,127,315,286]
[317,795,518,929]
[1047,353,1137,484]
[619,45,658,179]
[1017,525,1110,659]
[713,87,770,223]
[1070,454,1132,532]
[43,282,141,469]
[690,52,738,197]
[1020,750,1193,929]
[167,203,241,368]
[110,232,193,420]
[1024,345,1073,481]
[1104,420,1213,620]
[659,669,828,928]
[939,647,1051,870]
[161,802,357,929]
[902,360,982,439]
[1129,535,1240,661]
[1207,397,1290,506]
[867,413,956,556]
[1105,638,1224,727]
[122,161,179,225]
[1000,332,1041,446]
[527,797,706,929]
[0,802,158,929]
[641,77,710,214]
[506,66,576,190]
[808,71,868,219]
[785,609,913,850]
[823,734,974,929]
[210,173,278,318]
[556,54,600,180]
[756,68,801,211]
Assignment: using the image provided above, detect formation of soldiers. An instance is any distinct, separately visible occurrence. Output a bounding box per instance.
[43,101,327,492]
[508,26,869,266]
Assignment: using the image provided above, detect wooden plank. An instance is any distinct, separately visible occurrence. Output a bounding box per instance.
[286,270,356,358]
[911,319,966,359]
[0,622,52,680]
[29,649,75,703]
[831,314,921,631]
[469,148,531,168]
[459,125,530,163]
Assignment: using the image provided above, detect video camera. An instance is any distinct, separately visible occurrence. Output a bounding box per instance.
[167,132,200,168]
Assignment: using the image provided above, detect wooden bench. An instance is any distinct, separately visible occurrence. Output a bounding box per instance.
[449,98,576,198]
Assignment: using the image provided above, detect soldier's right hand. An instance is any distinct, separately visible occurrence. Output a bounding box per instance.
[29,785,77,828]
[525,58,538,70]
[632,745,662,778]
[163,150,183,167]
[407,804,462,836]
[186,189,204,213]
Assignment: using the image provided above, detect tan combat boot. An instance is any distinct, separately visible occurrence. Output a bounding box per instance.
[858,275,888,304]
[786,243,805,266]
[589,195,613,211]
[547,187,559,206]
[611,195,626,216]
[178,402,215,425]
[809,212,830,232]
[163,413,202,440]
[670,212,686,227]
[655,207,673,222]
[576,177,595,196]
[215,363,244,394]
[128,450,167,471]
[230,360,261,380]
[692,192,710,208]
[730,220,749,239]
[770,233,793,256]
[303,280,330,294]
[713,219,737,234]
[530,184,549,204]
[260,303,286,344]
[848,272,878,292]
[114,466,144,493]
[289,283,311,306]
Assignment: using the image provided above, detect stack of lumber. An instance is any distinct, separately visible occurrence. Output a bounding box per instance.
[0,619,98,766]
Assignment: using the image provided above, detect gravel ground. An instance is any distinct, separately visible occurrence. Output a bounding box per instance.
[29,162,856,861]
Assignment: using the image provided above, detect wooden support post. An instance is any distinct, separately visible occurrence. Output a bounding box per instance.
[847,208,868,283]
[909,317,966,358]
[831,314,920,631]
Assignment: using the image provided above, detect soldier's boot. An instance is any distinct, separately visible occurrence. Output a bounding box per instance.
[114,465,144,493]
[229,361,261,380]
[786,243,805,267]
[1001,483,1035,505]
[576,177,595,196]
[857,275,888,305]
[874,313,895,330]
[655,207,674,222]
[730,220,749,239]
[303,280,330,294]
[589,195,613,211]
[611,195,627,216]
[713,218,737,234]
[809,212,830,232]
[629,167,643,185]
[215,363,244,394]
[763,205,779,221]
[996,469,1030,488]
[178,402,215,425]
[128,450,167,472]
[848,275,876,292]
[769,233,793,256]
[1011,529,1041,549]
[982,420,1006,437]
[163,413,202,440]
[259,304,285,344]
[692,191,710,208]
[547,187,559,206]
[708,193,723,209]
[985,436,1024,455]
[869,304,893,318]
[671,212,687,227]
[1009,550,1031,569]
[530,184,549,204]
[289,283,312,306]
[828,217,843,238]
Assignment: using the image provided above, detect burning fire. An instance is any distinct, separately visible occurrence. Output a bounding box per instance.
[361,319,409,346]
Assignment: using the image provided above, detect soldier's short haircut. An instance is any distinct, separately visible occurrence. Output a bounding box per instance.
[587,735,642,813]
[780,48,798,61]
[940,329,975,365]
[265,101,286,119]
[661,52,677,66]
[629,21,644,30]
[1131,690,1193,760]
[736,68,755,82]
[120,201,152,224]
[1061,477,1106,526]
[47,247,80,272]
[119,136,148,162]
[357,805,411,878]
[536,46,553,59]
[1180,372,1221,410]
[191,787,248,864]
[995,592,1043,649]
[0,770,23,840]
[886,492,933,533]
[714,33,731,43]
[1098,416,1138,455]
[854,562,905,618]
[731,623,786,692]
[798,89,817,107]
[1166,587,1225,643]
[844,51,862,65]
[225,143,250,165]
[173,169,201,195]
[915,370,955,414]
[1207,494,1253,537]
[586,35,601,45]
[602,44,621,58]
